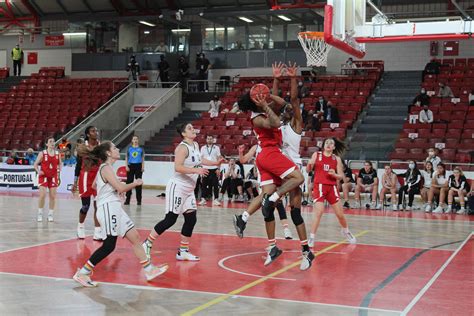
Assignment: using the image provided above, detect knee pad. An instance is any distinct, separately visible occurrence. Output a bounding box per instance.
[263,209,275,222]
[80,204,90,215]
[276,202,287,220]
[154,212,178,235]
[290,207,304,226]
[181,211,197,237]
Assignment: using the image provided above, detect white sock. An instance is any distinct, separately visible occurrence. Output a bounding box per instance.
[342,227,349,233]
[242,211,250,222]
[310,233,315,239]
[78,222,84,228]
[48,209,54,215]
[269,192,280,202]
[38,208,43,214]
[94,226,101,232]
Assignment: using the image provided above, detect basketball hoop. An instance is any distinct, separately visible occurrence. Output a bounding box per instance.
[298,32,332,67]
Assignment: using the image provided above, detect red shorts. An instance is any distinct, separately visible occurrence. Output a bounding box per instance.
[38,175,58,188]
[312,183,340,205]
[79,170,97,197]
[256,147,296,187]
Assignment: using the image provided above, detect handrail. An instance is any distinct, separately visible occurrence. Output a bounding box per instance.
[111,82,181,144]
[54,81,136,146]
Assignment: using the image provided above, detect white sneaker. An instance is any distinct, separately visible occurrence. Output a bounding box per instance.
[47,212,54,222]
[198,198,207,206]
[341,229,357,244]
[144,263,168,281]
[398,204,404,211]
[77,223,85,239]
[425,204,432,213]
[264,245,282,266]
[392,204,398,211]
[37,212,43,222]
[300,250,315,271]
[351,200,360,209]
[142,240,152,260]
[456,207,466,215]
[445,206,452,214]
[176,250,200,261]
[73,269,97,287]
[283,227,293,240]
[433,205,444,213]
[212,199,221,206]
[370,202,377,210]
[93,227,102,240]
[375,204,382,210]
[308,236,315,248]
[406,206,412,211]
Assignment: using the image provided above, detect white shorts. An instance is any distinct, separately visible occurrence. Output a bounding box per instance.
[97,201,135,240]
[166,180,197,215]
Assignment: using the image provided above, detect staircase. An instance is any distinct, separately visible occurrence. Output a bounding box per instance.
[144,110,202,154]
[0,76,27,93]
[346,71,421,160]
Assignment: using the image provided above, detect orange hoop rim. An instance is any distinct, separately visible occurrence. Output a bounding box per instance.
[298,31,325,39]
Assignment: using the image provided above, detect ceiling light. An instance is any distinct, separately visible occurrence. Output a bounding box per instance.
[205,27,235,31]
[62,32,86,36]
[139,21,156,27]
[277,15,291,21]
[144,31,150,34]
[238,17,253,23]
[171,28,191,32]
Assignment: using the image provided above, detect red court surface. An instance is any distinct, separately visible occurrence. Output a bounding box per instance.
[0,230,471,313]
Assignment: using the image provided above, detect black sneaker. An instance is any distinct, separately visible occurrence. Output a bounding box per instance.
[124,200,130,205]
[343,201,350,209]
[137,201,142,206]
[300,250,315,271]
[264,246,283,266]
[261,194,276,220]
[233,214,246,238]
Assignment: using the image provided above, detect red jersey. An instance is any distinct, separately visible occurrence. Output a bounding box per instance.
[313,152,338,185]
[251,112,282,148]
[41,150,60,178]
[78,140,100,197]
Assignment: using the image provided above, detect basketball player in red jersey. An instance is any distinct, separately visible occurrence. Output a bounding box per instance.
[306,138,356,248]
[34,137,61,222]
[237,68,313,269]
[73,126,102,240]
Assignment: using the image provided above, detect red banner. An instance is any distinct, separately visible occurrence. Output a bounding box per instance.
[45,35,65,46]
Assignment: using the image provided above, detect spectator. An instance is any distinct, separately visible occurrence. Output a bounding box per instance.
[437,82,454,98]
[301,103,308,124]
[219,159,244,202]
[419,104,434,124]
[324,101,340,123]
[469,89,474,106]
[377,164,399,211]
[341,160,355,209]
[244,163,259,200]
[354,160,378,209]
[63,149,77,166]
[445,167,470,214]
[422,58,441,80]
[11,44,23,76]
[234,40,244,49]
[199,135,222,206]
[409,88,430,113]
[397,161,422,211]
[425,148,442,169]
[315,95,328,116]
[304,110,320,131]
[158,55,170,88]
[24,148,37,165]
[297,81,310,99]
[178,55,189,89]
[208,95,221,118]
[420,161,434,209]
[126,55,140,86]
[222,101,241,114]
[58,137,71,160]
[467,183,474,213]
[6,150,19,165]
[310,66,318,83]
[124,135,145,206]
[426,163,448,213]
[342,57,358,75]
[154,41,169,53]
[196,53,211,92]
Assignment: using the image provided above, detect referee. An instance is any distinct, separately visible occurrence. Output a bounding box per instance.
[199,135,222,206]
[124,135,145,205]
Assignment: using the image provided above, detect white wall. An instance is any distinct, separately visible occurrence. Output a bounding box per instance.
[0,50,6,68]
[327,38,474,72]
[22,49,72,76]
[71,70,128,78]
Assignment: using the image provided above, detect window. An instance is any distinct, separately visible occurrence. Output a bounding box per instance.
[249,25,267,49]
[227,26,246,50]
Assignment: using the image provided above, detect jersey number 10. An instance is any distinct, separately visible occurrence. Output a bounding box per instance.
[323,164,330,171]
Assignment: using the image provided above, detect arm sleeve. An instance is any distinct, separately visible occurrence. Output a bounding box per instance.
[74,156,82,177]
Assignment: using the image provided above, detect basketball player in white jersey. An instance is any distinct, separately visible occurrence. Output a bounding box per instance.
[73,141,168,287]
[143,123,224,262]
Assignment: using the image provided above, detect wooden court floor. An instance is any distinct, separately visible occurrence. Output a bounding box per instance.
[0,190,472,316]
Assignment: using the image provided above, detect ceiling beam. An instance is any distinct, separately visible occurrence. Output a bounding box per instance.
[109,0,124,15]
[56,0,69,15]
[28,0,44,17]
[82,0,93,13]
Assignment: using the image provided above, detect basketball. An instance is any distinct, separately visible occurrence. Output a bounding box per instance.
[249,83,270,103]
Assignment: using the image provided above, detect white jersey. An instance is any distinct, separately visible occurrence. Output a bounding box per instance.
[171,141,202,190]
[280,123,302,165]
[200,144,220,170]
[96,163,121,207]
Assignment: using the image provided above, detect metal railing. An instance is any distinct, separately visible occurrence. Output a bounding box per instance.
[54,81,136,146]
[111,82,181,145]
[112,80,178,91]
[185,79,232,93]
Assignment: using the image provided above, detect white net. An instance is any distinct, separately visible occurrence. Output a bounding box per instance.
[298,33,332,67]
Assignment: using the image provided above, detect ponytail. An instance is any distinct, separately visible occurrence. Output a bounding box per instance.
[76,141,112,170]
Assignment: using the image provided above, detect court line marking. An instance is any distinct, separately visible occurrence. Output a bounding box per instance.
[0,259,401,315]
[400,231,473,316]
[0,236,90,254]
[180,230,370,316]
